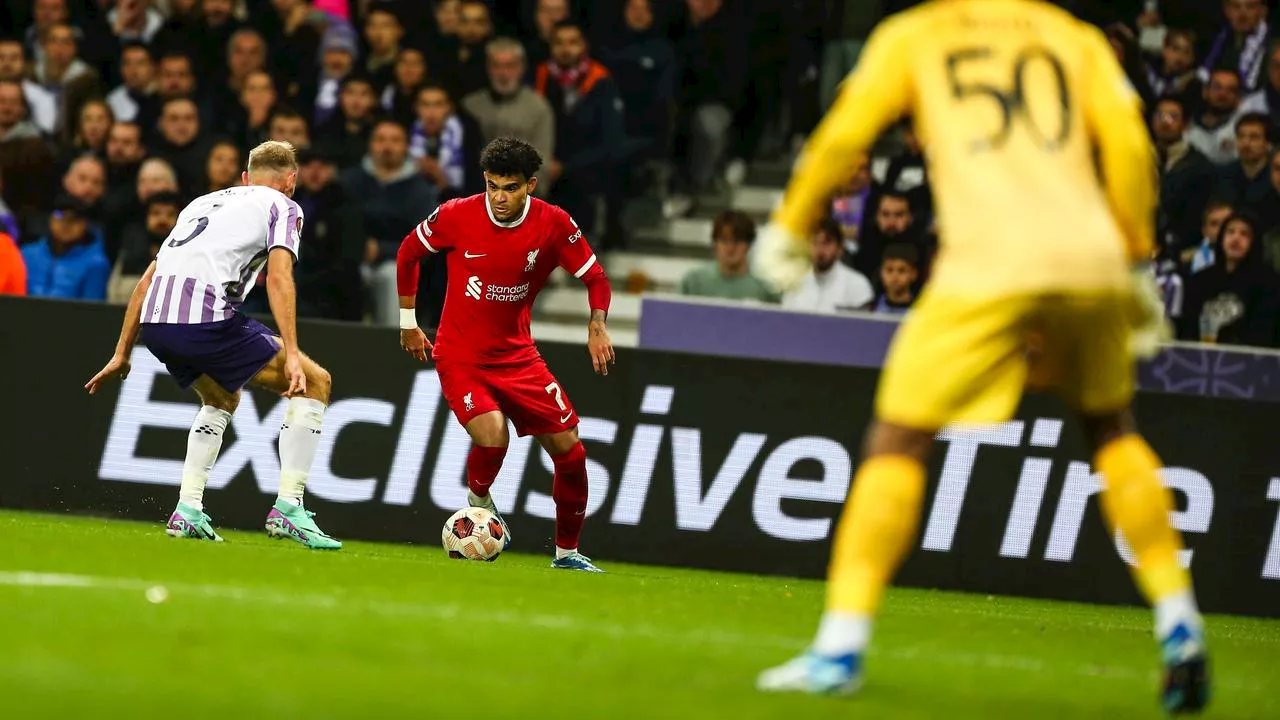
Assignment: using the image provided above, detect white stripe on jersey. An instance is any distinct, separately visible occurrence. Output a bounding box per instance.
[415,221,438,253]
[573,254,597,278]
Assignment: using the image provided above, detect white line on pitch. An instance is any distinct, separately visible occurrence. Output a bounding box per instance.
[1,571,1250,691]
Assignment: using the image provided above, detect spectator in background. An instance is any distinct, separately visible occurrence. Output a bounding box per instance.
[437,0,496,102]
[340,119,436,326]
[1240,40,1280,131]
[204,140,241,194]
[294,147,364,321]
[875,120,932,230]
[463,38,555,190]
[57,98,113,171]
[150,52,200,137]
[109,189,178,303]
[596,0,677,163]
[32,23,102,135]
[853,191,916,282]
[1256,148,1280,267]
[267,0,322,109]
[314,28,358,125]
[136,157,179,201]
[60,155,107,217]
[212,29,268,122]
[0,80,56,239]
[782,217,874,314]
[21,194,109,301]
[1214,112,1273,208]
[176,0,243,81]
[154,97,210,195]
[435,0,463,37]
[869,242,919,315]
[362,5,404,92]
[1105,22,1156,109]
[830,158,874,259]
[665,0,748,218]
[679,210,777,302]
[1189,69,1246,164]
[1201,0,1272,94]
[105,42,158,125]
[1179,212,1279,346]
[526,0,573,74]
[381,48,428,128]
[0,38,57,135]
[0,225,24,295]
[1152,96,1214,250]
[1147,28,1202,101]
[535,20,624,236]
[1181,200,1234,274]
[227,70,278,154]
[315,75,380,169]
[409,82,483,199]
[107,0,166,48]
[101,121,147,260]
[269,107,311,150]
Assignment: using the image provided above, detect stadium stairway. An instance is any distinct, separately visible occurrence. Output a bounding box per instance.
[533,167,787,349]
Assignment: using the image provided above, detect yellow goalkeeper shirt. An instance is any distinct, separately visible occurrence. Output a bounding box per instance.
[774,0,1156,296]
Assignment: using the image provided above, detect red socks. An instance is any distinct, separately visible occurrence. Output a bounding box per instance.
[552,442,588,550]
[467,445,506,498]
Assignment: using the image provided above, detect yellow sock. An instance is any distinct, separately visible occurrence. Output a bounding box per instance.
[1095,434,1191,604]
[826,455,926,615]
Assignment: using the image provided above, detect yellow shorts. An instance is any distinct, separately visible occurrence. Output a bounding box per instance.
[875,290,1136,429]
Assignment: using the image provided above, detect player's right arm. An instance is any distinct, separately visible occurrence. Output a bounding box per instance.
[264,247,305,396]
[85,260,156,395]
[396,201,459,361]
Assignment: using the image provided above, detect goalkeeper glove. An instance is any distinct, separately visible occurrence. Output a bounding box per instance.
[1128,263,1172,360]
[752,223,812,294]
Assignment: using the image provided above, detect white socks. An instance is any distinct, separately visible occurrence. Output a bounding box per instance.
[555,546,578,560]
[812,611,873,657]
[180,406,233,511]
[278,396,326,505]
[1155,590,1203,639]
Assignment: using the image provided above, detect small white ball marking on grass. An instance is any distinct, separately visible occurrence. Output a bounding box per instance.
[146,585,169,604]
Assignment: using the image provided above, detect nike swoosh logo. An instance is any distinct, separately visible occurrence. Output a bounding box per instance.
[464,251,487,258]
[560,412,574,423]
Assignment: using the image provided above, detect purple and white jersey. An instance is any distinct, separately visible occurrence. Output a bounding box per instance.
[142,185,302,325]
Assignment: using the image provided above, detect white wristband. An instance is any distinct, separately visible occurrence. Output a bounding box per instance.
[399,308,418,330]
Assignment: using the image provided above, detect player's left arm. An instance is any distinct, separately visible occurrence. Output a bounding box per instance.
[555,213,615,375]
[772,20,913,240]
[85,260,156,395]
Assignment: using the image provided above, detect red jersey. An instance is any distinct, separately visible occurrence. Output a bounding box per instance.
[402,194,606,365]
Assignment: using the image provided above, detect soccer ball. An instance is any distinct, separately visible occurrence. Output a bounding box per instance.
[442,507,505,562]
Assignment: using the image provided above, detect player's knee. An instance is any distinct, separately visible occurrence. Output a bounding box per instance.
[306,365,332,404]
[467,411,509,447]
[864,421,934,462]
[1081,408,1135,452]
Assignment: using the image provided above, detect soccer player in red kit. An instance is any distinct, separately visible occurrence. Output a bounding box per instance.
[395,136,615,572]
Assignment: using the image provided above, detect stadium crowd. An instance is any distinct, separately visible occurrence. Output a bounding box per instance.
[1,0,1280,350]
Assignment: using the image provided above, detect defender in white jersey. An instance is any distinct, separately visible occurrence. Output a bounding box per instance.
[85,141,341,549]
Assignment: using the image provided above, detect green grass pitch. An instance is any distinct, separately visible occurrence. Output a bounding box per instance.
[1,510,1276,719]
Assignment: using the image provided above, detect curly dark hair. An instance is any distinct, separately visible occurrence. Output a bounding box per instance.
[479,137,543,181]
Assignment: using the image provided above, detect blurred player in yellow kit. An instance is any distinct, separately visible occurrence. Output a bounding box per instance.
[753,0,1210,713]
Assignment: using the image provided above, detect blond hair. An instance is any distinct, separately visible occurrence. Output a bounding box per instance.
[247,140,297,176]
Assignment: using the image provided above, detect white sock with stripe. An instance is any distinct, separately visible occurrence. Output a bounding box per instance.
[277,397,326,506]
[179,406,232,511]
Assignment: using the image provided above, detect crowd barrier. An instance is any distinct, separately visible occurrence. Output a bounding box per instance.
[1,296,1277,617]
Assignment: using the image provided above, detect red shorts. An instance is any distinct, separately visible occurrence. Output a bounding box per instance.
[436,357,578,437]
